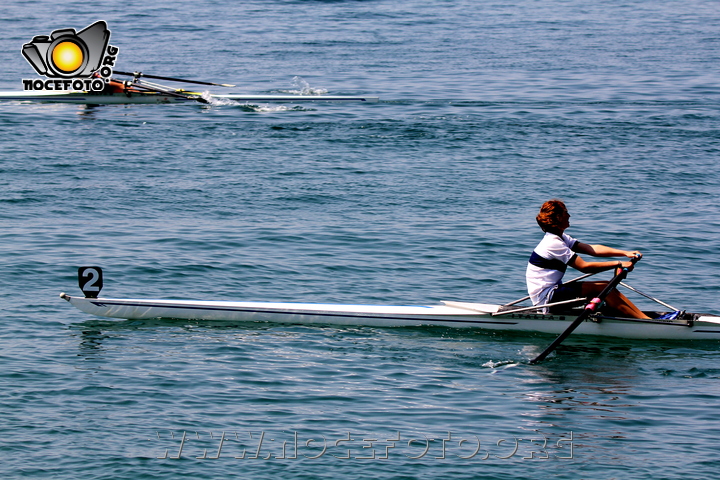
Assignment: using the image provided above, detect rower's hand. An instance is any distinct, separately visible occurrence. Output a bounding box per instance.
[619,260,636,271]
[625,251,642,260]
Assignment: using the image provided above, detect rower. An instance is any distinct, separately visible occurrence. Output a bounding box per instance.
[103,78,128,94]
[90,72,139,95]
[102,78,145,95]
[526,199,652,319]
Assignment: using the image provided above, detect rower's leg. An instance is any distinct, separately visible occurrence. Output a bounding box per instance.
[605,290,651,319]
[580,282,651,319]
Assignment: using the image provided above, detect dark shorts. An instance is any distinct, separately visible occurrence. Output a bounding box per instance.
[549,282,585,313]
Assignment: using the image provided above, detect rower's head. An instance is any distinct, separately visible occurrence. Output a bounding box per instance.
[536,199,570,235]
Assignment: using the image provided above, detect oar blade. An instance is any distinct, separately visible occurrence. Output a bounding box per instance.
[529,308,593,364]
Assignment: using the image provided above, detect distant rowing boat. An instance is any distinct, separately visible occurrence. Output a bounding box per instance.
[0,90,379,104]
[1,70,379,105]
[61,267,720,341]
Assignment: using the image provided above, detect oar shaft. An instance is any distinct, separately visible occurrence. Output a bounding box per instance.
[114,70,235,87]
[124,82,210,104]
[619,282,677,311]
[503,272,597,307]
[493,297,585,316]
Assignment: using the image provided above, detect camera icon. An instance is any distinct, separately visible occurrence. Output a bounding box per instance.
[22,21,110,78]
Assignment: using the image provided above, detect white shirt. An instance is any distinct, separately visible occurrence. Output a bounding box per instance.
[526,232,578,312]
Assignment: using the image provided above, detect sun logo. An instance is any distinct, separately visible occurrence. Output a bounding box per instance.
[51,41,85,74]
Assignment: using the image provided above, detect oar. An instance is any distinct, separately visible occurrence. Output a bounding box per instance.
[121,81,211,104]
[529,256,641,364]
[502,272,597,307]
[619,282,678,311]
[114,70,235,87]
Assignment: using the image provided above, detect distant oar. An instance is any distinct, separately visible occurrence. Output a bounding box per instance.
[125,82,211,104]
[114,70,236,87]
[529,256,641,364]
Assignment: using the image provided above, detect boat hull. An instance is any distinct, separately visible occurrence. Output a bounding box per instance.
[0,91,379,104]
[60,294,720,340]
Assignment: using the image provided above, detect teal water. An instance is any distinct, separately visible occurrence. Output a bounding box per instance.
[1,1,719,478]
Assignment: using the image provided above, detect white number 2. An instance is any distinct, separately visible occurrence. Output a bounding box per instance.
[78,266,103,297]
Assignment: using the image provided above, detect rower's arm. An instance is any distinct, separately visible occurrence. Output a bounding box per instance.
[573,242,640,259]
[569,254,634,273]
